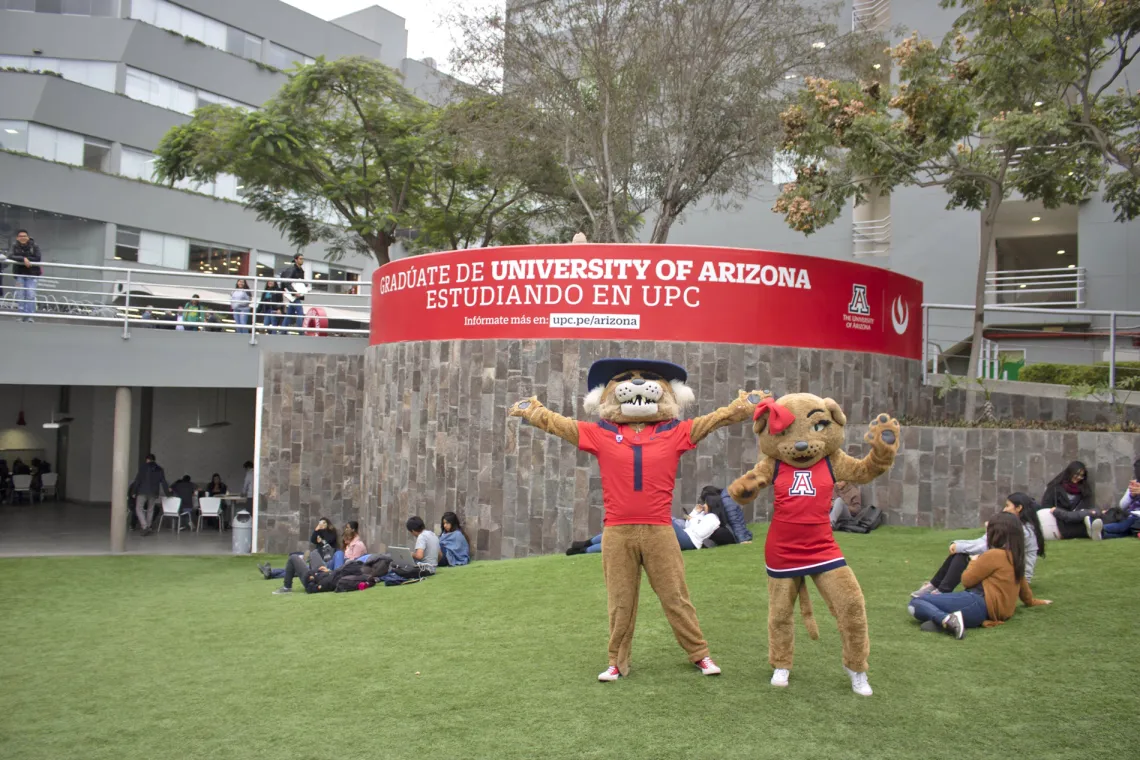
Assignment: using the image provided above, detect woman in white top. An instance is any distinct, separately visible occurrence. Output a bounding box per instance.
[670,501,721,550]
[231,279,253,333]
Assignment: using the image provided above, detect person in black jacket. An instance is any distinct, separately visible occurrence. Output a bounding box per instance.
[1041,460,1105,540]
[129,454,171,536]
[258,279,285,329]
[257,518,338,580]
[11,229,42,322]
[279,254,306,331]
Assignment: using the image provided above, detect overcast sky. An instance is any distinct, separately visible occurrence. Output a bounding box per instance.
[280,0,480,71]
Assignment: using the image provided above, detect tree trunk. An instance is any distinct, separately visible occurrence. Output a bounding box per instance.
[649,203,678,243]
[963,189,1003,422]
[370,233,392,267]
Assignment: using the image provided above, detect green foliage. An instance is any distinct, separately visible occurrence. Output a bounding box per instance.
[1,67,63,78]
[1018,361,1140,388]
[898,415,1137,432]
[154,57,548,265]
[4,538,1140,759]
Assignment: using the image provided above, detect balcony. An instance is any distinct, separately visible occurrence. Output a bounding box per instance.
[852,215,891,258]
[852,0,890,32]
[986,267,1086,307]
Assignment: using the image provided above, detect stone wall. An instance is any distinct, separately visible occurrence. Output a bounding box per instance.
[256,352,364,553]
[359,339,922,560]
[856,426,1140,529]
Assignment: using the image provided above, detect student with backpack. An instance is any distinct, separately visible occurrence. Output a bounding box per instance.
[912,492,1047,596]
[907,512,1052,639]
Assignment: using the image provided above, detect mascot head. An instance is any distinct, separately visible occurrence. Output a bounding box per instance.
[582,358,695,424]
[752,392,846,468]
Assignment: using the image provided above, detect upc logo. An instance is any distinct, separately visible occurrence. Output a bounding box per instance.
[891,296,910,335]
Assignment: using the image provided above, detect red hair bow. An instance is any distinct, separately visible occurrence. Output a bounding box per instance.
[753,398,795,434]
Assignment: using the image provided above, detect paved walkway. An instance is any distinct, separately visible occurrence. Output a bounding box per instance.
[0,501,234,557]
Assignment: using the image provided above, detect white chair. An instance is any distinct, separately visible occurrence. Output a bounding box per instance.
[198,497,224,533]
[40,473,58,501]
[156,496,192,534]
[12,475,32,504]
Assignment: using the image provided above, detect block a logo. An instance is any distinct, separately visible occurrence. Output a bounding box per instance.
[848,284,871,316]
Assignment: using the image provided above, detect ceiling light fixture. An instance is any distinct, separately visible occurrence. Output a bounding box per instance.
[1067,264,1076,269]
[1033,100,1043,106]
[1057,249,1065,255]
[1031,216,1041,221]
[1019,284,1027,289]
[4,128,18,134]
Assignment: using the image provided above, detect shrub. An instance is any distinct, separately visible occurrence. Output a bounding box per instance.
[897,415,1138,433]
[1018,362,1140,387]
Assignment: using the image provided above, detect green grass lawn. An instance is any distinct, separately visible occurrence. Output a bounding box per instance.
[1,526,1136,760]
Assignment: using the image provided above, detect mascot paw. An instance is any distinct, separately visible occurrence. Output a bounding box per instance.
[509,396,544,418]
[729,472,763,504]
[864,413,901,452]
[732,389,771,419]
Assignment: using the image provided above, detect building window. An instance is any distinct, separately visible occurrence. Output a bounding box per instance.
[1,0,35,10]
[189,240,248,275]
[27,123,84,165]
[124,66,253,115]
[131,0,264,63]
[140,230,188,269]
[226,28,262,60]
[56,0,119,14]
[83,135,111,172]
[115,226,140,261]
[771,151,796,186]
[330,266,361,294]
[119,146,157,181]
[0,120,29,153]
[0,55,116,92]
[266,42,309,70]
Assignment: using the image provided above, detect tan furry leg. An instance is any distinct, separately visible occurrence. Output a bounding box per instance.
[640,525,709,662]
[811,566,870,673]
[601,525,642,676]
[767,576,800,669]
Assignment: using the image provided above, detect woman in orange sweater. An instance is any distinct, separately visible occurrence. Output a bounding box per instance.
[907,513,1052,639]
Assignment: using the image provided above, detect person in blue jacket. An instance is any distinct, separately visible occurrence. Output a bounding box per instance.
[438,511,471,566]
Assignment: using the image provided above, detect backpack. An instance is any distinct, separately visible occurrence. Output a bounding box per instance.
[837,505,884,534]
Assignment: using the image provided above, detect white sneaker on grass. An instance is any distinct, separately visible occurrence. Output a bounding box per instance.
[1085,515,1104,540]
[771,668,790,687]
[695,657,721,676]
[598,666,621,682]
[844,667,873,696]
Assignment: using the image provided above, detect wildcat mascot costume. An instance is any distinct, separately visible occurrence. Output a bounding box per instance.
[510,358,765,681]
[729,393,899,696]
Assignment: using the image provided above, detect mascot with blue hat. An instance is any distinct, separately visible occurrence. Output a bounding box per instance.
[509,358,766,681]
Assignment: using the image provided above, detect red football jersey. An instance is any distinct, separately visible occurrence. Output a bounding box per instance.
[577,419,696,526]
[764,458,847,577]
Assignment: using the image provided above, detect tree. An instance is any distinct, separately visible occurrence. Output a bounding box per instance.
[154,57,551,266]
[450,0,875,243]
[943,0,1140,221]
[773,33,1104,421]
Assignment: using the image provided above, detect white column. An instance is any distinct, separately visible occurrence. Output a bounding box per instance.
[109,387,132,553]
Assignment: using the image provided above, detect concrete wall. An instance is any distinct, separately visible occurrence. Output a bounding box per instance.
[256,352,364,553]
[0,384,60,467]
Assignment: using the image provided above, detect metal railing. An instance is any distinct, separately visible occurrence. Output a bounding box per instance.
[985,267,1085,307]
[922,302,1140,397]
[0,260,371,341]
[852,215,891,258]
[852,0,890,31]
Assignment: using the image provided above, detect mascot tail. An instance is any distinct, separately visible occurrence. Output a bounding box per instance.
[797,578,820,640]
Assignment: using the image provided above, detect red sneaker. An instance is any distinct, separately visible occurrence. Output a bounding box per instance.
[695,657,722,676]
[598,666,621,682]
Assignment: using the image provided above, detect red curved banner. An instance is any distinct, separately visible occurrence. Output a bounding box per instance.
[370,244,923,360]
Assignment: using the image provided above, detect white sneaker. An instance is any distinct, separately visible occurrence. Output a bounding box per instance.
[844,666,873,696]
[598,666,621,682]
[1086,516,1104,540]
[771,668,790,687]
[695,656,721,676]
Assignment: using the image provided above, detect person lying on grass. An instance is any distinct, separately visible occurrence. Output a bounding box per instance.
[257,517,339,580]
[912,492,1046,596]
[566,487,737,555]
[907,512,1052,639]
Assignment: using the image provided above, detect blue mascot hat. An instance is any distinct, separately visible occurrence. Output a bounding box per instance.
[586,358,688,390]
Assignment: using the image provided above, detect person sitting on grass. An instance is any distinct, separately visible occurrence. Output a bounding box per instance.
[567,492,725,555]
[907,512,1052,639]
[912,492,1046,596]
[258,517,338,579]
[342,521,368,562]
[1109,459,1140,539]
[1041,461,1105,540]
[697,486,742,546]
[407,516,439,575]
[438,511,471,567]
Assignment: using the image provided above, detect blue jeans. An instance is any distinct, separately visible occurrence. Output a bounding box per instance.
[1104,514,1137,538]
[262,313,281,328]
[671,518,696,551]
[908,590,989,628]
[585,534,602,554]
[17,275,36,315]
[234,308,251,333]
[285,302,304,328]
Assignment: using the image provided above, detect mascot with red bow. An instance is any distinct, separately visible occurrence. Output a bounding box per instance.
[728,393,900,696]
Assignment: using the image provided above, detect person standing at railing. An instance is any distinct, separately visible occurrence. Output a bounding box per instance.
[230,279,252,334]
[280,253,307,332]
[182,294,206,332]
[11,229,42,323]
[259,279,284,329]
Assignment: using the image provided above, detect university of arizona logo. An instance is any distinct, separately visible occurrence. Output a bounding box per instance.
[789,470,816,496]
[848,284,870,316]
